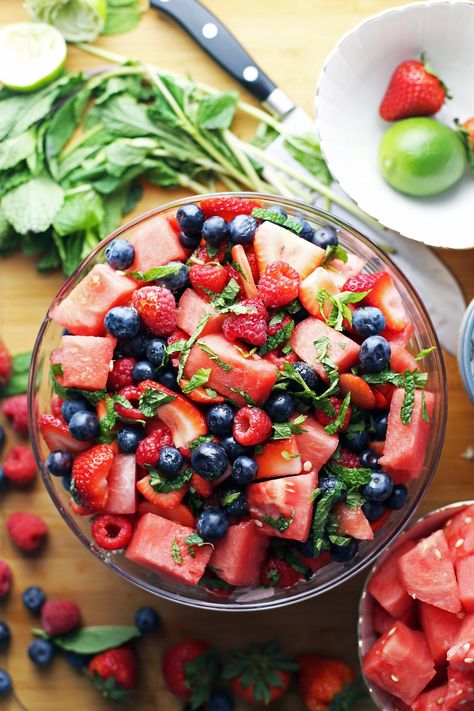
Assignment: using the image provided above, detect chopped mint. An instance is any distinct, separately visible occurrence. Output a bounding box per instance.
[177,312,212,381]
[271,414,306,440]
[181,368,211,393]
[149,467,192,493]
[261,507,295,533]
[198,343,232,371]
[49,365,107,405]
[170,538,182,564]
[211,278,241,312]
[281,449,300,461]
[128,264,182,281]
[221,491,241,507]
[233,344,257,359]
[188,435,213,451]
[421,390,430,423]
[227,386,257,406]
[166,339,187,355]
[138,387,175,418]
[183,533,212,558]
[258,320,294,356]
[415,346,437,361]
[324,392,351,435]
[251,207,304,234]
[325,460,372,487]
[321,244,348,267]
[314,336,339,385]
[316,289,368,331]
[401,370,416,425]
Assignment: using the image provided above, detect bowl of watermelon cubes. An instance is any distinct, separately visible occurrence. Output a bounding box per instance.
[359,501,474,709]
[29,193,446,610]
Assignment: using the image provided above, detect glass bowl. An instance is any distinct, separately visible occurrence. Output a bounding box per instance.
[28,192,447,611]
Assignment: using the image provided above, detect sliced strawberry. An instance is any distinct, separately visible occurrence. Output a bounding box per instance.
[136,475,187,509]
[179,379,225,405]
[372,388,389,409]
[190,472,212,498]
[370,509,390,533]
[299,267,340,319]
[339,373,376,410]
[72,444,114,511]
[39,414,89,455]
[373,383,395,405]
[254,221,324,279]
[137,501,196,527]
[254,436,302,479]
[199,197,262,221]
[343,272,382,293]
[231,244,257,298]
[69,499,93,516]
[50,396,64,419]
[364,273,408,332]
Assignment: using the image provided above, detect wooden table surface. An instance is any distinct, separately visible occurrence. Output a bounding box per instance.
[1,1,473,709]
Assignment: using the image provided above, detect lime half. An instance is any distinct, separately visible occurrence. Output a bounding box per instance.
[25,0,107,42]
[0,23,67,93]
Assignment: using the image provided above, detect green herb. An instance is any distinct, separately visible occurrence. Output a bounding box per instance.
[283,133,333,186]
[251,207,304,234]
[325,460,372,487]
[181,368,211,393]
[138,387,176,418]
[185,488,206,517]
[233,345,257,359]
[50,366,107,405]
[103,0,143,36]
[421,390,430,423]
[272,414,306,440]
[415,346,437,361]
[312,486,344,555]
[188,435,213,451]
[361,369,428,388]
[264,568,280,586]
[198,343,232,371]
[199,575,234,591]
[261,507,295,533]
[0,351,31,396]
[128,263,183,281]
[33,625,141,654]
[316,290,368,331]
[221,491,241,506]
[171,538,182,565]
[324,392,351,435]
[166,339,187,355]
[149,467,192,493]
[321,244,348,267]
[177,313,212,381]
[345,489,365,509]
[227,386,257,407]
[281,450,300,461]
[183,533,212,558]
[314,336,339,385]
[401,370,416,425]
[268,539,311,577]
[185,648,221,709]
[211,278,241,312]
[328,533,352,547]
[258,320,295,356]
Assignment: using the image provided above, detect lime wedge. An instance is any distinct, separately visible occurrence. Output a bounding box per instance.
[25,0,107,42]
[0,23,67,93]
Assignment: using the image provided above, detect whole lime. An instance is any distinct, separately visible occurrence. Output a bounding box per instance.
[379,118,467,197]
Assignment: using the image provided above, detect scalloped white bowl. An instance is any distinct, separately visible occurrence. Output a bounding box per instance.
[316,1,474,249]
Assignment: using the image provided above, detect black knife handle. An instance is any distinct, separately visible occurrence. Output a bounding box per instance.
[151,0,277,103]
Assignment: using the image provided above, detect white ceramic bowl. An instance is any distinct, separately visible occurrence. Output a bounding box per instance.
[316,1,474,249]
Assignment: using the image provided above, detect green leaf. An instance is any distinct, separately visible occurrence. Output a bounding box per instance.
[227,386,257,407]
[171,538,183,564]
[90,94,162,139]
[314,336,339,385]
[199,575,234,591]
[128,263,183,282]
[50,366,107,405]
[421,390,430,423]
[188,435,213,451]
[211,278,241,312]
[401,370,416,425]
[361,369,428,389]
[261,507,295,533]
[198,343,232,371]
[149,467,192,493]
[138,387,176,418]
[324,392,351,435]
[415,346,436,361]
[53,189,104,236]
[328,677,369,711]
[325,460,372,487]
[103,3,141,35]
[283,132,333,185]
[258,320,295,356]
[272,414,307,440]
[321,244,348,267]
[38,625,141,654]
[2,175,64,235]
[0,352,32,397]
[196,92,238,130]
[183,533,212,558]
[312,487,344,555]
[316,290,369,331]
[45,86,92,175]
[0,130,36,171]
[177,313,212,382]
[181,368,211,393]
[251,207,304,234]
[185,648,221,709]
[281,449,300,461]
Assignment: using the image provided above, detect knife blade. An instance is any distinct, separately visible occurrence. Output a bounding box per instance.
[151,0,465,353]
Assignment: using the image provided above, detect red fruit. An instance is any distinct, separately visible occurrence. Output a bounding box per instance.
[379,58,447,121]
[194,243,228,264]
[260,557,302,588]
[335,503,374,541]
[39,414,88,455]
[254,221,324,280]
[464,117,474,149]
[2,394,28,434]
[255,436,302,479]
[225,641,295,706]
[3,445,36,485]
[343,272,382,293]
[7,511,47,552]
[107,357,136,392]
[199,196,262,221]
[181,380,225,405]
[314,397,351,431]
[0,560,12,598]
[364,273,408,333]
[136,427,173,469]
[41,599,81,636]
[338,373,376,410]
[189,262,229,299]
[59,334,117,391]
[167,327,188,368]
[132,286,176,336]
[258,260,300,307]
[231,244,257,298]
[267,314,293,337]
[129,213,187,273]
[162,639,215,701]
[114,385,144,421]
[244,245,260,282]
[0,339,12,387]
[222,297,268,347]
[209,520,269,587]
[72,444,114,511]
[296,655,354,711]
[137,501,196,528]
[136,475,187,509]
[91,514,133,550]
[233,406,272,446]
[190,472,212,498]
[263,350,298,371]
[69,498,93,516]
[88,646,138,699]
[50,396,63,418]
[338,448,360,468]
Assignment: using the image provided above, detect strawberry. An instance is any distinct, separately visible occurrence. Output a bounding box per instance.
[87,646,138,701]
[231,244,257,298]
[136,475,187,509]
[38,414,89,455]
[137,500,196,527]
[296,655,355,711]
[71,444,114,511]
[199,196,262,221]
[260,557,303,588]
[223,640,297,706]
[363,273,408,332]
[162,639,219,706]
[0,339,12,388]
[338,374,376,410]
[189,262,229,299]
[299,267,340,319]
[343,272,382,293]
[379,57,448,121]
[190,472,212,498]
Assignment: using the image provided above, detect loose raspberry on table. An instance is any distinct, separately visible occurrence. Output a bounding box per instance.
[91,514,134,551]
[233,406,272,446]
[132,286,176,336]
[222,297,268,347]
[314,397,352,431]
[2,394,29,435]
[107,357,136,392]
[3,445,36,485]
[260,557,302,589]
[41,599,81,636]
[0,561,12,598]
[0,340,12,388]
[136,428,173,468]
[7,511,48,552]
[189,262,229,299]
[258,261,300,307]
[338,448,360,468]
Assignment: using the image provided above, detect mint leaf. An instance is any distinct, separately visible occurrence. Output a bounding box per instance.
[184,533,212,558]
[128,264,183,282]
[233,344,257,359]
[149,467,192,493]
[0,351,31,396]
[421,390,430,423]
[177,313,212,381]
[171,538,182,564]
[211,278,241,312]
[415,346,436,361]
[167,339,187,355]
[316,290,368,331]
[261,507,295,533]
[198,343,232,371]
[138,387,176,418]
[314,336,339,385]
[49,366,107,405]
[312,488,342,555]
[272,414,306,440]
[251,207,304,234]
[196,92,238,130]
[258,320,294,356]
[35,626,141,654]
[361,369,428,389]
[199,575,234,591]
[324,392,351,435]
[321,244,348,267]
[181,368,211,393]
[188,435,213,451]
[401,370,416,425]
[281,449,300,461]
[2,174,64,234]
[227,386,257,407]
[325,460,372,487]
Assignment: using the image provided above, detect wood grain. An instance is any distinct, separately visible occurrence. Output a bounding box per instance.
[0,1,473,709]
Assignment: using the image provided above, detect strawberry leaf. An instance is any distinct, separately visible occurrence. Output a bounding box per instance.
[328,676,369,710]
[185,648,221,709]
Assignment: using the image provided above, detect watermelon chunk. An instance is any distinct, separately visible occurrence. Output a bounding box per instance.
[175,288,225,336]
[335,503,374,541]
[390,347,418,374]
[372,602,416,636]
[104,455,137,515]
[184,334,277,406]
[254,221,325,279]
[289,318,360,381]
[331,254,366,288]
[209,520,269,587]
[128,214,188,272]
[362,621,436,705]
[293,415,338,473]
[412,684,448,711]
[125,513,212,585]
[444,505,474,562]
[447,615,474,672]
[50,264,136,336]
[59,335,116,391]
[254,437,302,479]
[456,556,474,613]
[368,539,417,618]
[382,321,415,350]
[247,471,317,542]
[419,601,464,665]
[379,388,434,482]
[445,666,474,710]
[398,530,461,613]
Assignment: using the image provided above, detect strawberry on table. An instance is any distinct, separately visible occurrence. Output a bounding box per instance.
[296,655,355,711]
[0,339,12,388]
[87,645,138,701]
[162,638,219,706]
[379,56,448,121]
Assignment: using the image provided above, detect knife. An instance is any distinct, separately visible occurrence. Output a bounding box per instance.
[150,0,465,354]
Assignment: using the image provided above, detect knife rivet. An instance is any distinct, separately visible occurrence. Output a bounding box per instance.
[202,22,218,39]
[243,66,259,82]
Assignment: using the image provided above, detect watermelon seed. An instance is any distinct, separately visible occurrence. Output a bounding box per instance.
[457,612,466,620]
[303,461,312,472]
[433,548,442,560]
[387,627,396,637]
[464,658,474,664]
[465,516,473,524]
[463,643,471,653]
[390,674,399,683]
[436,698,445,706]
[455,538,465,548]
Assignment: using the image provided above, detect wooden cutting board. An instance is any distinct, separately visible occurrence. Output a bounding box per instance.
[0,1,473,709]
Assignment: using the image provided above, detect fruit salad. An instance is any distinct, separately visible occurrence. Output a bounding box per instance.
[38,196,436,596]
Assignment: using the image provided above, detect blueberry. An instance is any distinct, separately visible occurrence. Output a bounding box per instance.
[68,411,99,441]
[202,216,228,248]
[46,450,73,477]
[157,262,189,293]
[177,204,205,236]
[362,471,393,502]
[179,231,201,249]
[132,360,155,383]
[191,442,228,480]
[318,473,345,501]
[197,507,228,541]
[0,623,10,649]
[117,426,144,454]
[231,455,258,485]
[372,411,388,440]
[22,586,46,613]
[362,501,386,522]
[290,362,323,393]
[387,484,408,510]
[135,606,161,633]
[157,366,179,392]
[220,487,247,517]
[209,690,235,711]
[360,335,391,373]
[28,639,55,666]
[0,670,12,696]
[330,538,358,563]
[158,446,183,477]
[62,475,72,491]
[61,397,90,424]
[206,403,234,435]
[120,332,149,358]
[65,651,92,670]
[228,214,258,245]
[359,449,381,470]
[352,307,386,338]
[293,305,310,323]
[146,338,167,367]
[0,467,7,492]
[291,216,314,241]
[104,306,140,339]
[340,430,370,453]
[105,238,135,270]
[264,391,295,423]
[312,225,338,248]
[0,426,5,452]
[296,535,317,558]
[220,435,248,462]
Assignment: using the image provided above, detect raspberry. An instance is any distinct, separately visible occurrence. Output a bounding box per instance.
[3,445,36,485]
[199,196,262,221]
[263,351,298,371]
[91,514,133,551]
[257,261,300,307]
[132,286,176,336]
[115,386,144,421]
[136,428,173,468]
[260,557,302,588]
[50,396,63,419]
[314,397,352,432]
[267,314,293,337]
[194,244,228,264]
[144,419,174,440]
[41,599,81,636]
[167,328,188,368]
[233,406,272,446]
[338,448,360,468]
[189,262,229,299]
[0,561,12,598]
[343,272,382,293]
[0,340,12,388]
[7,511,48,552]
[2,394,29,435]
[222,297,268,347]
[107,357,136,392]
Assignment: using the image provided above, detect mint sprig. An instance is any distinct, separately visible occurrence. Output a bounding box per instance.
[316,289,368,331]
[181,368,211,393]
[251,207,304,235]
[258,319,294,356]
[261,507,295,533]
[138,387,176,418]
